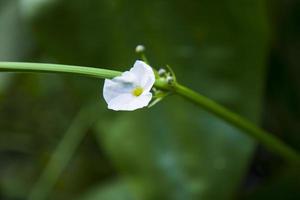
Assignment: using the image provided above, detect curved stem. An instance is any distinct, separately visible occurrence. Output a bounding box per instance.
[0,61,299,164]
[0,62,121,79]
[0,62,168,88]
[29,104,99,200]
[173,83,300,164]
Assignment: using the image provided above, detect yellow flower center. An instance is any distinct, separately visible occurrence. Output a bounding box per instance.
[132,87,143,97]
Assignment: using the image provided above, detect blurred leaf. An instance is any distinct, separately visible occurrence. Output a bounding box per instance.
[244,167,300,200]
[0,1,35,198]
[21,0,270,199]
[0,0,32,94]
[29,103,100,200]
[0,0,32,60]
[78,180,134,200]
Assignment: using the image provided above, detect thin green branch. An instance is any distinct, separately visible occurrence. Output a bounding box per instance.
[0,62,121,79]
[0,62,167,88]
[0,61,299,164]
[173,83,300,164]
[29,103,99,200]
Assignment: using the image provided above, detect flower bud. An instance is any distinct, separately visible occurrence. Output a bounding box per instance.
[158,68,166,76]
[135,45,145,53]
[166,76,174,84]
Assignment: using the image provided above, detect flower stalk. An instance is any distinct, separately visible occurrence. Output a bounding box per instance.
[172,83,300,164]
[0,61,299,164]
[0,62,121,79]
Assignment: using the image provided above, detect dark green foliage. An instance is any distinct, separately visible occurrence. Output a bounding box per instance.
[0,0,299,200]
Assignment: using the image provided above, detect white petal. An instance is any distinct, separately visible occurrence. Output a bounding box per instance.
[113,71,136,83]
[130,60,155,92]
[103,72,136,103]
[102,60,155,111]
[107,92,152,111]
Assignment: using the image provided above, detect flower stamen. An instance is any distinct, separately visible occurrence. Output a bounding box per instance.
[132,87,144,96]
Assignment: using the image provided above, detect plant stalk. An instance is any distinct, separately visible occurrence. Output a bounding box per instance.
[0,62,121,79]
[0,61,299,164]
[173,83,300,164]
[29,104,99,200]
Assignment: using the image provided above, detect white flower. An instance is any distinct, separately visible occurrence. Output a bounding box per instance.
[103,60,155,111]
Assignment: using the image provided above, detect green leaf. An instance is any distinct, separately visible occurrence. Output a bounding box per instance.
[0,0,32,94]
[22,0,270,199]
[77,180,135,200]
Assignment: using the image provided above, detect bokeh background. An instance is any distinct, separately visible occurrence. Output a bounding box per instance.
[0,0,300,200]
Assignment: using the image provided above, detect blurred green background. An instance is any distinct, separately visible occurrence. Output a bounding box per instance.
[0,0,300,199]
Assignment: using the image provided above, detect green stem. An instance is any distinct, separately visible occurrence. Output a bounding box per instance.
[0,62,167,88]
[173,83,300,164]
[0,62,121,79]
[29,103,99,200]
[0,62,299,164]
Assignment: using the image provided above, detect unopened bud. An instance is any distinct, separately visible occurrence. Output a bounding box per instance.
[166,76,174,84]
[158,68,166,76]
[135,45,145,53]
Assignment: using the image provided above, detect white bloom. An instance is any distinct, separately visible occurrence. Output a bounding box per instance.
[103,60,155,111]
